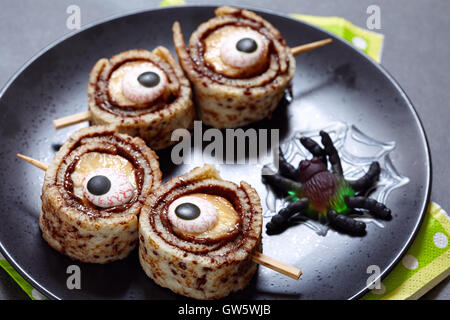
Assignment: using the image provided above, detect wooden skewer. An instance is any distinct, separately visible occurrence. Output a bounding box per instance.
[53,111,91,129]
[290,38,333,56]
[252,251,302,280]
[52,39,332,130]
[16,153,48,171]
[15,154,303,280]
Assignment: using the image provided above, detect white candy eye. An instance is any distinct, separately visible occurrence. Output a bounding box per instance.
[82,168,135,208]
[122,63,167,104]
[168,196,218,233]
[220,30,268,68]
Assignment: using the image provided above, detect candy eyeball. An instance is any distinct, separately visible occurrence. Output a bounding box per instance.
[220,30,268,68]
[122,63,167,104]
[82,168,135,208]
[167,196,218,234]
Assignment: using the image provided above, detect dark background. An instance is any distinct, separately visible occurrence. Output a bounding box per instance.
[0,0,448,299]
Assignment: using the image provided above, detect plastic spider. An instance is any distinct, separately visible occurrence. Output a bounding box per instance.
[262,130,392,236]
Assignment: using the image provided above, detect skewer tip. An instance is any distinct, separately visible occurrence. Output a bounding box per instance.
[17,153,48,171]
[291,38,333,56]
[53,111,91,129]
[252,251,302,280]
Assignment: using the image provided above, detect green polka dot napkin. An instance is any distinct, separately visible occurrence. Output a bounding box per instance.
[158,0,185,7]
[362,203,450,299]
[0,256,46,300]
[0,5,448,300]
[291,14,384,62]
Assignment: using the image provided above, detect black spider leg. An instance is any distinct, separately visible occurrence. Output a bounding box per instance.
[319,130,343,175]
[277,146,298,180]
[266,198,309,235]
[298,136,327,164]
[262,166,302,195]
[327,209,366,236]
[345,196,392,220]
[347,161,381,195]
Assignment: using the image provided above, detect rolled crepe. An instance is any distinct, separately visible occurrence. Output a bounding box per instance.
[139,165,263,299]
[88,47,195,150]
[173,6,296,128]
[40,125,162,264]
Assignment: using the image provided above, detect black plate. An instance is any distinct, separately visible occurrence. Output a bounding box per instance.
[0,6,431,300]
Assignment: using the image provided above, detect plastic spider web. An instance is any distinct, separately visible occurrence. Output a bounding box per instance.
[263,121,410,236]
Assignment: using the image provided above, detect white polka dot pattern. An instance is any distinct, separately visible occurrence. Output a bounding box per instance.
[402,254,419,270]
[433,232,448,249]
[31,288,46,300]
[352,36,368,50]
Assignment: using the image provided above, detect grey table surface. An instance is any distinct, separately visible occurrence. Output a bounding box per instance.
[0,0,448,300]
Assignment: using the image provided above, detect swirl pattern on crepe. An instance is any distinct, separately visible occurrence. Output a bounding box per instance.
[40,126,161,263]
[88,48,195,150]
[173,6,295,128]
[139,165,262,299]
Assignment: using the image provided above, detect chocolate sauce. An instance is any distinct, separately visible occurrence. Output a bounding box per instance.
[187,12,291,86]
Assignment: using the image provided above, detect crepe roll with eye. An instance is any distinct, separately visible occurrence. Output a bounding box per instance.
[40,126,161,264]
[173,6,296,128]
[86,47,195,150]
[139,165,263,300]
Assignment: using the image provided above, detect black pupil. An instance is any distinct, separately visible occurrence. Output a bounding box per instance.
[175,202,201,220]
[138,71,160,88]
[236,38,258,53]
[87,175,111,196]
